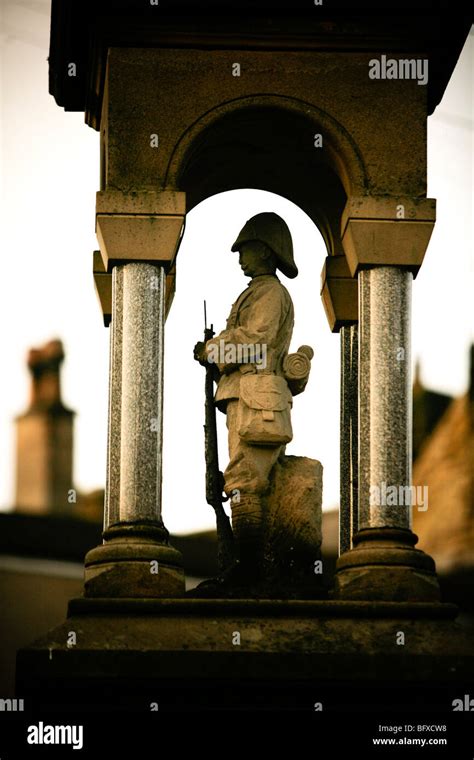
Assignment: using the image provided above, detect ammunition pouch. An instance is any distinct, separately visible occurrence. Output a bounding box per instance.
[237,373,293,447]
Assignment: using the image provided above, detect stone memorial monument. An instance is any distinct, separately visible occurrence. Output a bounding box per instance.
[15,1,474,717]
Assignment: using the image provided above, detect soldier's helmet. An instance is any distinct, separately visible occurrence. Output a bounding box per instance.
[231,212,298,279]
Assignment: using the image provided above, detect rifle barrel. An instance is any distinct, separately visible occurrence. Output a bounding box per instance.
[202,323,234,572]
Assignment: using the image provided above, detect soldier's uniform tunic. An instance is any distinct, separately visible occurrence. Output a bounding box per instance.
[206,273,294,496]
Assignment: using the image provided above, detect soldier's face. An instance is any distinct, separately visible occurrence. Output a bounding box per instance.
[238,242,269,278]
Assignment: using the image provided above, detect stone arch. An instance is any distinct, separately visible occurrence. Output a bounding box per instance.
[165,95,368,256]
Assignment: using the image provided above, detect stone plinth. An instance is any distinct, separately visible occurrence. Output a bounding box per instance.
[16,598,474,713]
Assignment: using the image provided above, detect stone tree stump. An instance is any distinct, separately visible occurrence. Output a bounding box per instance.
[263,454,323,598]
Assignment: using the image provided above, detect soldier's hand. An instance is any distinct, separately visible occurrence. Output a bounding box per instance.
[193,341,208,366]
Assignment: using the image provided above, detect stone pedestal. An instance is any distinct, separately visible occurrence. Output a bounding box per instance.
[16,598,474,712]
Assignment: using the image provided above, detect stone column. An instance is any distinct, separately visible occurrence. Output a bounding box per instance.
[103,264,123,530]
[339,323,358,554]
[320,255,358,555]
[85,190,186,598]
[334,196,440,601]
[358,268,412,532]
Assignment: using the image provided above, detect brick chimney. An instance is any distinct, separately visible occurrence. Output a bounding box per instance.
[15,339,75,514]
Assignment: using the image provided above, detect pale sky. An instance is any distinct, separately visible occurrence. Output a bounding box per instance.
[0,2,472,534]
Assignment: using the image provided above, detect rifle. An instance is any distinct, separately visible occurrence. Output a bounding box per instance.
[203,301,235,575]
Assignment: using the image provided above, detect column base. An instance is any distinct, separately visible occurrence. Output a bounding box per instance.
[334,528,440,602]
[84,522,185,598]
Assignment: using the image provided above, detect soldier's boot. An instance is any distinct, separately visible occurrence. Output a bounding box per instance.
[228,493,265,584]
[187,495,266,597]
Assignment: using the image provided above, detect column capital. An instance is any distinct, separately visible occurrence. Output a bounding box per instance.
[320,255,358,333]
[92,250,177,327]
[96,189,186,272]
[341,196,436,277]
[93,251,112,326]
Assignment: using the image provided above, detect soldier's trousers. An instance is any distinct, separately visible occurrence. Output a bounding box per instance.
[223,399,284,497]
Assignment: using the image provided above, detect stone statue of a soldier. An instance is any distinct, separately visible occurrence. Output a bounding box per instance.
[194,212,299,584]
